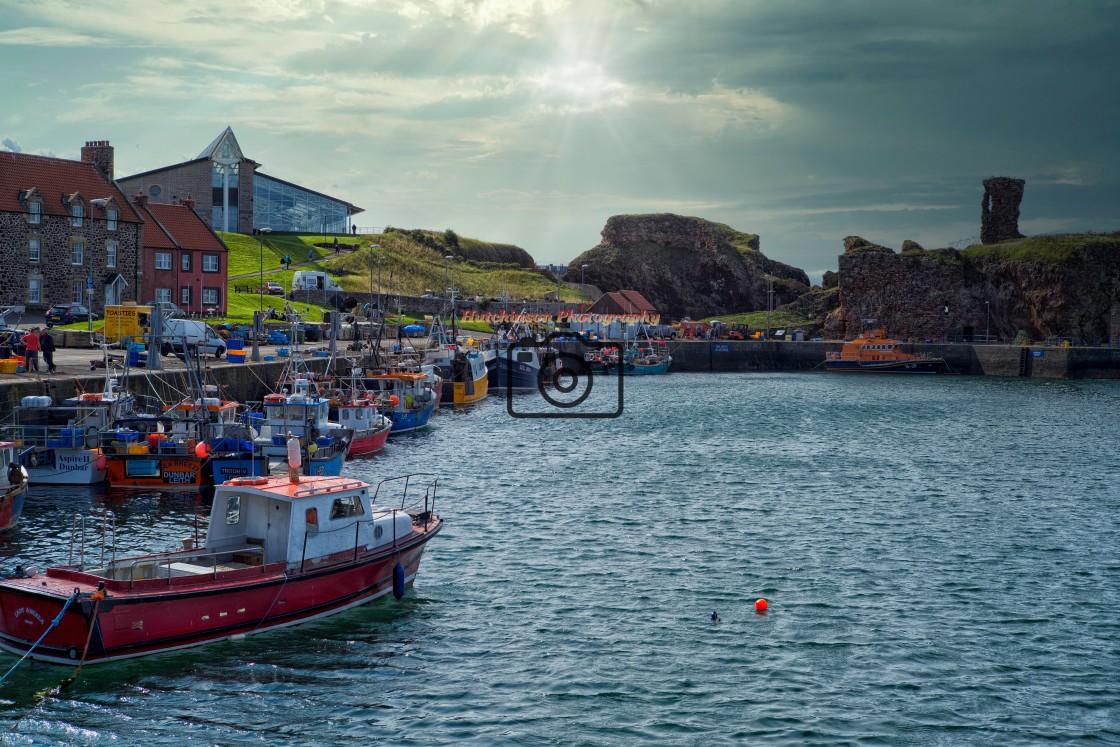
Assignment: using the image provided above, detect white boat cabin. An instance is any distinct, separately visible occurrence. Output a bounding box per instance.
[206,476,413,567]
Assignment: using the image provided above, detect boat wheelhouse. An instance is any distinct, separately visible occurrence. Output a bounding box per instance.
[255,378,352,476]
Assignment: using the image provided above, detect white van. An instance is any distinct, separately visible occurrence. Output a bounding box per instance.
[291,271,343,292]
[159,318,227,358]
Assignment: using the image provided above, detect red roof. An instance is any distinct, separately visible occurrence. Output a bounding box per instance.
[137,201,227,253]
[588,289,658,315]
[0,150,142,223]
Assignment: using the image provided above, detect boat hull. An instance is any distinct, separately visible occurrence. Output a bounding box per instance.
[347,424,391,457]
[0,482,28,532]
[25,449,108,485]
[824,359,944,374]
[0,532,437,664]
[105,454,211,489]
[600,359,672,375]
[209,455,271,482]
[489,356,542,392]
[386,399,436,434]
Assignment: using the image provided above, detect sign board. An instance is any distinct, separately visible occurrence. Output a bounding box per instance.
[714,343,730,352]
[1031,351,1044,358]
[86,276,94,290]
[103,305,151,343]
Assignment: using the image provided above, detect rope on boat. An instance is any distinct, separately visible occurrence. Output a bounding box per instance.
[0,589,80,687]
[249,571,290,634]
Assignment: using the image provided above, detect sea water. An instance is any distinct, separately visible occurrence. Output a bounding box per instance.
[1,373,1118,745]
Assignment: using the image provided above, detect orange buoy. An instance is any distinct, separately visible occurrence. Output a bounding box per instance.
[754,598,768,613]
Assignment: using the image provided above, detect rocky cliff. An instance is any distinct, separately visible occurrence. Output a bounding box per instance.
[569,213,809,319]
[824,233,1120,342]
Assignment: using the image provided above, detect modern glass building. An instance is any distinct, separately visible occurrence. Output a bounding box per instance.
[117,127,363,236]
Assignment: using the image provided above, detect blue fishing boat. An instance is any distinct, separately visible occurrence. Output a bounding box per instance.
[362,365,440,434]
[252,379,352,477]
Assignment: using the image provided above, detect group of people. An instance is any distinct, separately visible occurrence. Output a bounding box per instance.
[0,327,57,374]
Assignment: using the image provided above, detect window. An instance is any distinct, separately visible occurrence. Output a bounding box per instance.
[330,495,365,520]
[72,280,83,303]
[107,207,118,231]
[225,495,241,525]
[71,201,84,227]
[181,252,192,272]
[106,242,117,269]
[28,278,41,304]
[150,185,161,197]
[155,252,172,270]
[305,508,318,527]
[202,254,219,272]
[28,201,41,225]
[181,286,191,306]
[71,241,84,265]
[29,238,40,263]
[203,288,219,306]
[155,287,172,303]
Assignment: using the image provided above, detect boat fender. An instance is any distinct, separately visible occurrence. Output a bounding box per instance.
[392,562,406,600]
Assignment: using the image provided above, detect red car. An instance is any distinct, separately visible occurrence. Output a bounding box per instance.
[256,281,285,296]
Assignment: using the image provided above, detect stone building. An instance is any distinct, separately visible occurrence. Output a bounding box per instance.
[116,127,363,236]
[131,195,230,314]
[0,142,144,316]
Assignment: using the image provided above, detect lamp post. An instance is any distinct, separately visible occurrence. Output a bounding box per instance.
[368,243,381,320]
[985,300,990,344]
[444,254,453,299]
[258,227,272,312]
[581,263,588,287]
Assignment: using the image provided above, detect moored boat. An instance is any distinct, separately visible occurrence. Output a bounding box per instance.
[362,366,439,434]
[255,379,352,476]
[1,444,29,532]
[824,329,946,374]
[0,467,442,664]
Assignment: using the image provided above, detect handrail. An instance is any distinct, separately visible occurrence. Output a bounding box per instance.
[371,472,438,511]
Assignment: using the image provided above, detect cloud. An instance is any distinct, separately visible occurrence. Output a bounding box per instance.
[1,137,22,152]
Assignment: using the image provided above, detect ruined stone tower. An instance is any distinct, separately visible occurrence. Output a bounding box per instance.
[980,176,1025,244]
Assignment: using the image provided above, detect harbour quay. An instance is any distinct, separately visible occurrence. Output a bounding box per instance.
[559,340,1120,379]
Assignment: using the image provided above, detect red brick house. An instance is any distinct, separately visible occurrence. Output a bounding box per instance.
[0,142,144,315]
[132,195,230,314]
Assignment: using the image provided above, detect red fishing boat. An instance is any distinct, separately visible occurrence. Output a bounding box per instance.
[0,459,442,665]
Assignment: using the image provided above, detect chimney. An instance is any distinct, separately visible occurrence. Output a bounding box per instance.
[134,192,148,207]
[81,140,115,180]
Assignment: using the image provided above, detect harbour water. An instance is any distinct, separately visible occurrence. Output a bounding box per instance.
[1,373,1118,745]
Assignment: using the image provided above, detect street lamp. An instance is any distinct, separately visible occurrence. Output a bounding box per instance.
[985,300,990,344]
[258,227,272,312]
[444,255,453,299]
[581,263,589,287]
[368,243,381,319]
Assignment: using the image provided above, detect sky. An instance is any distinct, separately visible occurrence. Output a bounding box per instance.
[2,0,1118,284]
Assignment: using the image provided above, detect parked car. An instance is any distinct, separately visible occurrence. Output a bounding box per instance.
[45,304,99,328]
[146,301,186,319]
[256,281,284,296]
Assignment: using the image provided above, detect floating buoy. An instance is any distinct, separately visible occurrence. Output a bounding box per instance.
[194,441,210,458]
[755,598,768,613]
[392,562,405,600]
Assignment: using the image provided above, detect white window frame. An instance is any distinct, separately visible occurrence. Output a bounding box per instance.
[72,280,84,304]
[28,277,41,304]
[155,252,172,270]
[155,287,172,303]
[202,254,219,272]
[107,207,118,231]
[181,286,191,306]
[106,242,118,269]
[28,201,42,225]
[181,252,192,272]
[202,287,219,306]
[71,241,85,266]
[71,202,84,227]
[29,237,40,263]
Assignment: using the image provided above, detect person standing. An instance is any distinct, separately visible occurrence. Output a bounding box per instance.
[39,328,57,373]
[21,327,40,373]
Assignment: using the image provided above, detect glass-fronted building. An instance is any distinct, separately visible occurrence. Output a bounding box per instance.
[117,127,363,236]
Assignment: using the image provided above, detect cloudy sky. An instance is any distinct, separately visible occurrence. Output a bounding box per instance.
[2,0,1117,282]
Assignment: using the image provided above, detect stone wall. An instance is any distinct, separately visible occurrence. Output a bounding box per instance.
[118,160,213,227]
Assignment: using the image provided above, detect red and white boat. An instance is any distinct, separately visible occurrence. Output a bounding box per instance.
[336,397,392,457]
[0,462,442,664]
